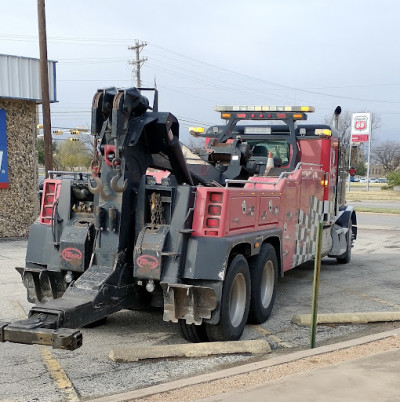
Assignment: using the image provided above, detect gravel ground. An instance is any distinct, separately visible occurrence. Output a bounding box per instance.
[133,335,400,402]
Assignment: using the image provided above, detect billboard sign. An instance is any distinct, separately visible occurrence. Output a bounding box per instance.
[351,113,371,143]
[0,109,9,189]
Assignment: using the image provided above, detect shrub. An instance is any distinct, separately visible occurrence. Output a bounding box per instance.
[386,171,400,189]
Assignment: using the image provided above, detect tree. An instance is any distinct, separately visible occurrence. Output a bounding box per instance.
[372,141,400,173]
[386,171,400,188]
[37,138,57,166]
[355,160,367,176]
[325,109,381,169]
[56,140,92,171]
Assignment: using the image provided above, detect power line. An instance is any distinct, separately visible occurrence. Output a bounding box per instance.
[147,44,400,105]
[3,33,399,104]
[128,40,147,87]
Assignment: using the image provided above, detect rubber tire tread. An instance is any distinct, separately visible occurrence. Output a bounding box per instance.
[205,254,250,342]
[337,220,352,264]
[178,320,208,343]
[248,243,278,324]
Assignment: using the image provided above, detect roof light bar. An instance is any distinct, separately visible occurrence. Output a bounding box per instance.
[315,129,332,137]
[215,105,315,113]
[244,127,272,135]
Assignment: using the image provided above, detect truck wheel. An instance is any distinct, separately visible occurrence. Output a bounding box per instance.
[337,221,353,264]
[178,320,208,343]
[205,254,250,341]
[248,243,278,324]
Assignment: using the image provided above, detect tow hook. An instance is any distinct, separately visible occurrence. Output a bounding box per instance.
[88,159,103,194]
[88,175,103,194]
[110,160,127,192]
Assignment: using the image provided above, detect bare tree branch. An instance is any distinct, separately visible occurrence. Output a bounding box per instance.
[372,141,400,172]
[325,109,381,147]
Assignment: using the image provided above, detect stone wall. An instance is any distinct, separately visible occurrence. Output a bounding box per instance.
[0,98,39,237]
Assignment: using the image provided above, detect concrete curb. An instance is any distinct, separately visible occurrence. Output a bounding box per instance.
[292,312,400,326]
[91,328,400,402]
[109,339,271,362]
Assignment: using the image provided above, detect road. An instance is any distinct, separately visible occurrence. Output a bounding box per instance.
[1,212,400,401]
[351,200,400,210]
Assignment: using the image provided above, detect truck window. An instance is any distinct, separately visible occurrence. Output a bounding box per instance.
[249,140,289,166]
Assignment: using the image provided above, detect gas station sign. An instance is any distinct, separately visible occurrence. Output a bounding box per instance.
[351,113,371,143]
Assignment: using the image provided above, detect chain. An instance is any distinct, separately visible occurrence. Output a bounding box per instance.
[150,192,163,228]
[90,137,101,176]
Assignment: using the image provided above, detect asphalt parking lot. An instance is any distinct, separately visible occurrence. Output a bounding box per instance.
[1,212,400,401]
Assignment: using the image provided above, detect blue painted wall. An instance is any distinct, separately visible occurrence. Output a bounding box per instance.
[0,109,9,189]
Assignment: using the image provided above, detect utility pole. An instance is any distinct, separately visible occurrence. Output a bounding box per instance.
[128,40,147,87]
[37,0,53,176]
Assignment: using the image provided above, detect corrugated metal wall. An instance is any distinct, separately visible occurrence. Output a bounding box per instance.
[0,54,57,102]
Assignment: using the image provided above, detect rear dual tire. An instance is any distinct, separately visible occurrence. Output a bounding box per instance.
[180,246,278,342]
[179,254,250,343]
[248,243,278,324]
[178,320,208,343]
[205,254,251,342]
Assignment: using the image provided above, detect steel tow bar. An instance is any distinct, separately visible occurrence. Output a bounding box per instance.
[0,321,82,350]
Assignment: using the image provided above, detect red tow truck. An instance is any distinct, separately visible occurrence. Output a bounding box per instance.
[0,88,356,349]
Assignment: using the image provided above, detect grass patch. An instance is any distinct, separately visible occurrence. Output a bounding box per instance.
[350,183,383,188]
[347,189,400,202]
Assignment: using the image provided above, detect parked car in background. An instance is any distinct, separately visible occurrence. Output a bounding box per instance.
[359,177,368,183]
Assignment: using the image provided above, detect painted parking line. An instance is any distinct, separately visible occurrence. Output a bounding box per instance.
[323,283,400,310]
[359,294,400,310]
[40,348,80,401]
[250,325,294,348]
[11,299,79,401]
[10,299,28,318]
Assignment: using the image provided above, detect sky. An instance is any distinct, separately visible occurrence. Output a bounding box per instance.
[1,0,400,145]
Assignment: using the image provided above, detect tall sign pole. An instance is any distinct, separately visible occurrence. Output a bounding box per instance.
[366,125,372,192]
[37,0,53,176]
[351,113,371,191]
[347,135,352,193]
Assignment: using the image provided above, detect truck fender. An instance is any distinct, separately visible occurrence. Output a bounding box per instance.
[329,206,357,257]
[183,229,282,282]
[336,206,357,240]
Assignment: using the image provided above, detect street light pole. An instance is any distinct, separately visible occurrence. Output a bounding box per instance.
[37,0,53,176]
